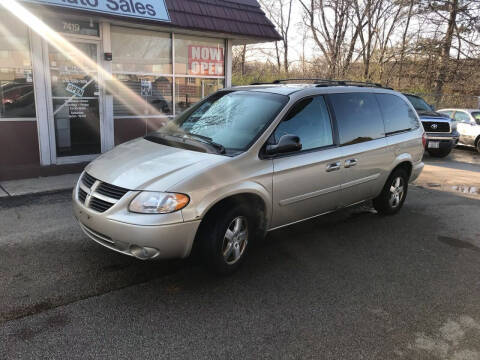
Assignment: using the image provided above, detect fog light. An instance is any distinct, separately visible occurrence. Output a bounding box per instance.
[129,245,160,260]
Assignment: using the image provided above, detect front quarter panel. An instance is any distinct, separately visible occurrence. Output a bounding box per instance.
[173,156,274,226]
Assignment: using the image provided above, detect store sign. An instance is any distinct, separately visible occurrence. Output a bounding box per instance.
[20,0,170,22]
[140,79,152,97]
[188,45,224,76]
[66,82,85,97]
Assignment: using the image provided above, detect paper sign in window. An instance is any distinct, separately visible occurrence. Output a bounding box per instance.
[188,46,224,76]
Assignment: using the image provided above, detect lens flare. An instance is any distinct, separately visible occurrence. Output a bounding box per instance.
[0,0,168,122]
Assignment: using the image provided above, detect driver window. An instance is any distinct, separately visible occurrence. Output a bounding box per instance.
[273,96,334,151]
[471,112,480,125]
[454,111,471,123]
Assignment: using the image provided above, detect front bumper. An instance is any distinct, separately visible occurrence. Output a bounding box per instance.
[73,196,201,260]
[425,131,459,150]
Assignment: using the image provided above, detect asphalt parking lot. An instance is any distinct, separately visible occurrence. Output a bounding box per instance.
[1,147,479,360]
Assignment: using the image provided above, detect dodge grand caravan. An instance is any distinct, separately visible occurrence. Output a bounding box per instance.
[73,80,425,274]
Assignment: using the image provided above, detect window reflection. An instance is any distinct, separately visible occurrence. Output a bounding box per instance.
[0,14,35,118]
[113,75,173,117]
[175,78,224,114]
[112,26,172,74]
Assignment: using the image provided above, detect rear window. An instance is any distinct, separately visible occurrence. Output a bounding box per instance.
[329,93,385,146]
[376,94,420,135]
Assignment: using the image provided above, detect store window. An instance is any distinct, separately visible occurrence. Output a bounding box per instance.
[174,34,225,77]
[112,74,173,117]
[175,78,224,114]
[111,28,226,118]
[0,15,35,119]
[111,26,172,117]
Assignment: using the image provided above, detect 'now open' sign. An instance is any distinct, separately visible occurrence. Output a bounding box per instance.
[188,46,224,76]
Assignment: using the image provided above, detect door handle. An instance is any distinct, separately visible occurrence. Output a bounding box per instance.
[344,159,358,168]
[326,162,341,172]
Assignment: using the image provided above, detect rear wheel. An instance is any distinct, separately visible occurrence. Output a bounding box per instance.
[373,168,409,215]
[427,147,452,158]
[476,138,480,153]
[199,203,257,275]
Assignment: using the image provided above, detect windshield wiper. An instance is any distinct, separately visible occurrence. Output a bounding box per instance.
[184,132,226,154]
[156,131,226,154]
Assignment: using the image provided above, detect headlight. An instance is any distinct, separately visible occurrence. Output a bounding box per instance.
[129,192,190,214]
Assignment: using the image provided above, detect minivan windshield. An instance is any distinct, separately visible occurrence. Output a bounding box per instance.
[150,91,288,154]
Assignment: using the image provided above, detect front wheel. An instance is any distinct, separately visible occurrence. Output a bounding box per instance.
[199,203,257,275]
[427,147,452,158]
[373,168,409,215]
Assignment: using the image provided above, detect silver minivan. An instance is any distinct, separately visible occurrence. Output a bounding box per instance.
[73,81,425,274]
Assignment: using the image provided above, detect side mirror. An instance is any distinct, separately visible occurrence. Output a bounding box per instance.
[265,134,302,155]
[429,104,436,111]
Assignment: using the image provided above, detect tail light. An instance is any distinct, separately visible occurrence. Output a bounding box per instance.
[422,132,427,148]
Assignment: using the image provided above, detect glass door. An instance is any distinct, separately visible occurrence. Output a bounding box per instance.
[47,40,102,160]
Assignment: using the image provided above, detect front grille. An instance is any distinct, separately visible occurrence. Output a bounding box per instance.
[78,172,130,213]
[96,182,129,200]
[78,188,87,203]
[82,172,96,188]
[422,121,450,133]
[90,197,114,213]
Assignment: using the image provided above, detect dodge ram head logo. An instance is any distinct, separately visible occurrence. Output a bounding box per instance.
[431,124,438,130]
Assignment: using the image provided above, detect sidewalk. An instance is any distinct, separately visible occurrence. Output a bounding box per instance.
[0,173,81,198]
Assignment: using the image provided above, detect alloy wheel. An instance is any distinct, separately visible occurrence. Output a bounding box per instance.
[389,177,405,208]
[222,216,248,265]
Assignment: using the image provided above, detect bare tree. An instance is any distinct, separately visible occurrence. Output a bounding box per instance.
[419,0,480,104]
[232,45,248,76]
[299,0,355,78]
[260,0,294,74]
[397,0,416,88]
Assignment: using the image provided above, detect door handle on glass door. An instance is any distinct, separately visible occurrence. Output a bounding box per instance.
[326,162,341,172]
[344,159,358,168]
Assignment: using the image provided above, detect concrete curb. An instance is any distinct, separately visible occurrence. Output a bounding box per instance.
[0,173,80,198]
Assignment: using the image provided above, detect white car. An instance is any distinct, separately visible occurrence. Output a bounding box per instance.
[438,109,480,152]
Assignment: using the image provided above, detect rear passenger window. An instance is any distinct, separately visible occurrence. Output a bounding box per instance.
[376,94,420,135]
[329,93,384,146]
[273,96,333,151]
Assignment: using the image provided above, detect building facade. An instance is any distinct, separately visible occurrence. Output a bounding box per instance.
[0,0,280,180]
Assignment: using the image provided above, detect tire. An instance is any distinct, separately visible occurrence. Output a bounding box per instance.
[373,168,409,215]
[427,147,452,158]
[476,139,480,153]
[199,202,258,275]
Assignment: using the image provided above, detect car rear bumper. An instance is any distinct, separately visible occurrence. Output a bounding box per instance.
[73,197,201,260]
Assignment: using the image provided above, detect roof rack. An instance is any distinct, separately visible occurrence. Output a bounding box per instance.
[250,78,392,90]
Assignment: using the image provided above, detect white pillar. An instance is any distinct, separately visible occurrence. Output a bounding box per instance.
[225,39,233,88]
[101,21,114,152]
[30,29,51,165]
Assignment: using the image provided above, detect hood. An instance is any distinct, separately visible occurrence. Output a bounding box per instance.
[417,110,451,121]
[85,138,228,191]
